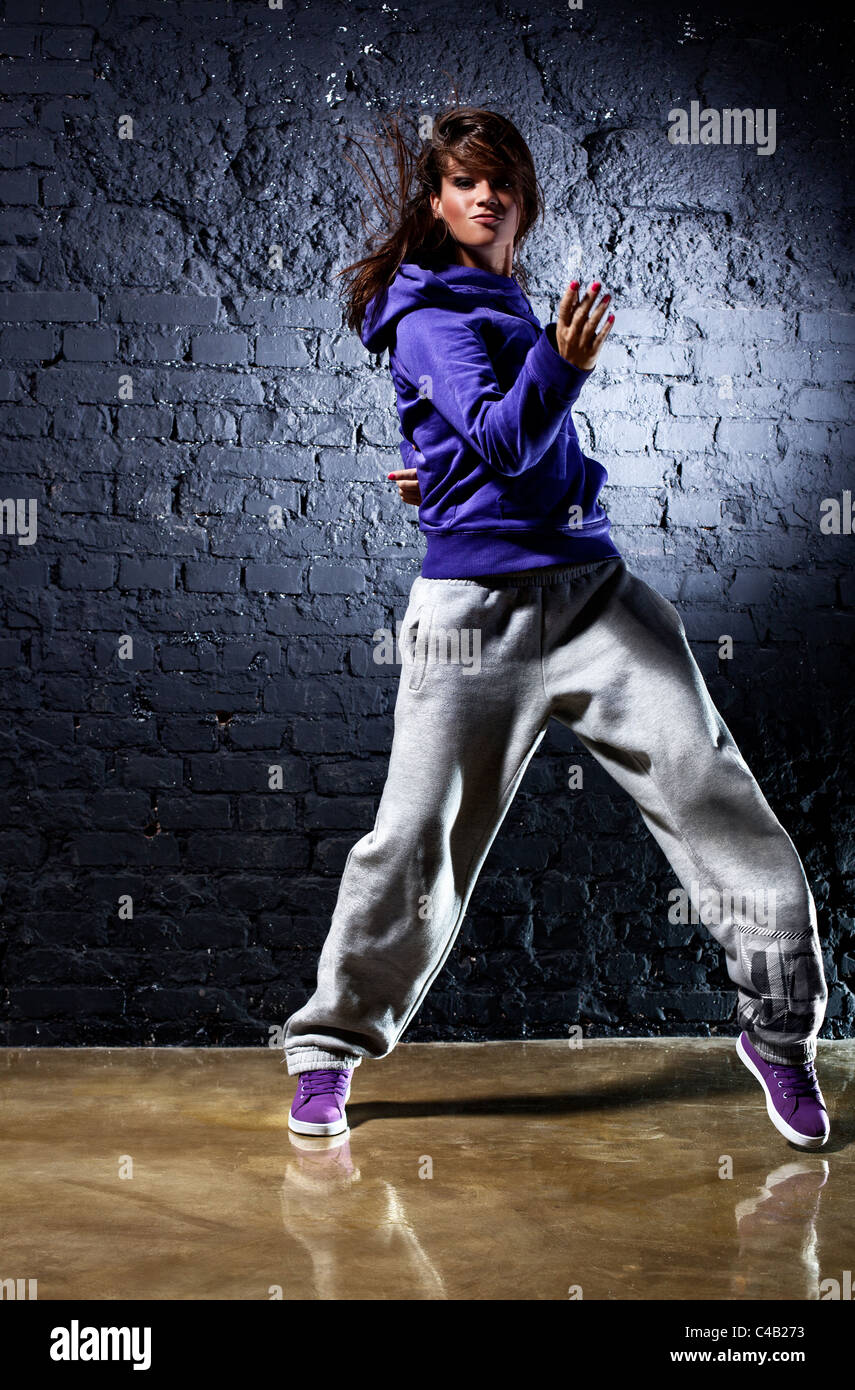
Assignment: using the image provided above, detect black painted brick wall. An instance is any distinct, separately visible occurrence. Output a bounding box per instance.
[0,0,853,1047]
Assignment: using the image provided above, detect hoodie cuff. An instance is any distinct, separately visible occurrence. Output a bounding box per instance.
[526,323,594,403]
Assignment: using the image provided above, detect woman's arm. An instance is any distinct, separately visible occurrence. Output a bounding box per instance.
[393,281,614,480]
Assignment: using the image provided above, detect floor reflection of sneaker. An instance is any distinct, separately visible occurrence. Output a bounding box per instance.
[288,1068,353,1137]
[733,1160,829,1301]
[736,1032,830,1149]
[735,1159,830,1230]
[285,1130,361,1189]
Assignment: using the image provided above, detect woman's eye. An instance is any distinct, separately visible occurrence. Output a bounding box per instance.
[454,177,512,189]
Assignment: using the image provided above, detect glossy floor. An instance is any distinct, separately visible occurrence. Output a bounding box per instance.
[2,1039,853,1300]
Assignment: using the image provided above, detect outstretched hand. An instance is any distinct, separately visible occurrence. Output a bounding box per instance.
[555,279,615,370]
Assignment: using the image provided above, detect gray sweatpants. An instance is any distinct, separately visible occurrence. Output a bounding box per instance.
[283,557,827,1074]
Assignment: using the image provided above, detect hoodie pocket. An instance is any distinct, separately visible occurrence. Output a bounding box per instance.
[498,494,538,521]
[498,477,558,521]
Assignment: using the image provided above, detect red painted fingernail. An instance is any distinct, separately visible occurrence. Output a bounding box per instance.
[387,473,396,479]
[591,281,601,291]
[570,280,579,290]
[607,313,615,322]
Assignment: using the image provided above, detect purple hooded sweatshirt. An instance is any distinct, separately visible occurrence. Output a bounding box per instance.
[359,251,622,578]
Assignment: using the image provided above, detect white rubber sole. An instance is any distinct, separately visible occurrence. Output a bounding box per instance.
[736,1034,828,1150]
[288,1079,352,1136]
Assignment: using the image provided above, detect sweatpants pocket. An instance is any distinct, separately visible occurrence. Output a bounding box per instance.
[407,604,434,691]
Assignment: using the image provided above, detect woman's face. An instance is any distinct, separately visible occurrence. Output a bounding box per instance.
[430,157,521,270]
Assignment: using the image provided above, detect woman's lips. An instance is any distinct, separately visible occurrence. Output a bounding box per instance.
[472,214,502,223]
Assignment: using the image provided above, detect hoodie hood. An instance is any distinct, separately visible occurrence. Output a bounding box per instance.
[359,253,539,354]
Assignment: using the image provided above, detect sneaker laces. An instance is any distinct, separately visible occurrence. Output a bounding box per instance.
[299,1069,350,1097]
[773,1060,822,1101]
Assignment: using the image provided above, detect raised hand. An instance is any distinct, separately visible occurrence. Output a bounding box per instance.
[555,279,615,370]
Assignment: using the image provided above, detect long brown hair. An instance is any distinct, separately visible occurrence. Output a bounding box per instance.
[336,103,546,339]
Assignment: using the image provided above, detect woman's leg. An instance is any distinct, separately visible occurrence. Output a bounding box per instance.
[543,560,827,1065]
[283,571,564,1075]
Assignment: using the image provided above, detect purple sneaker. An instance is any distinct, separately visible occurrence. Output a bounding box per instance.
[736,1031,829,1150]
[289,1068,353,1137]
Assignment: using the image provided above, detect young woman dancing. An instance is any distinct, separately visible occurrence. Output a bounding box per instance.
[283,106,829,1150]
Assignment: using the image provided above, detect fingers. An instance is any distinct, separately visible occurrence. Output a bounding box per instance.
[591,313,615,349]
[585,288,612,332]
[559,279,614,337]
[387,469,421,505]
[572,281,615,354]
[557,280,581,324]
[571,280,604,328]
[400,488,421,505]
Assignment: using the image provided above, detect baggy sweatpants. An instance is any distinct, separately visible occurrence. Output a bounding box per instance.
[283,556,828,1074]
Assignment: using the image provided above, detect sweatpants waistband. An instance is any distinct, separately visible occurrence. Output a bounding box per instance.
[414,557,624,590]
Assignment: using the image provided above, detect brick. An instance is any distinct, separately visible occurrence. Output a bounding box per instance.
[308,562,366,594]
[9,988,124,1017]
[160,644,217,673]
[598,491,662,527]
[193,834,310,871]
[679,611,756,643]
[0,27,36,58]
[798,311,855,344]
[654,417,715,452]
[184,562,240,593]
[600,453,666,486]
[778,422,830,453]
[190,754,308,794]
[244,563,303,593]
[116,405,173,437]
[811,347,855,383]
[117,559,175,590]
[0,327,56,358]
[715,420,778,453]
[666,491,723,527]
[222,639,281,673]
[237,799,297,834]
[610,307,668,337]
[104,293,220,325]
[693,343,751,378]
[592,417,650,451]
[0,290,98,322]
[668,383,781,416]
[117,753,183,787]
[157,369,264,405]
[0,171,38,202]
[255,333,313,367]
[57,557,114,589]
[233,296,339,329]
[0,62,94,95]
[678,304,789,341]
[789,388,851,421]
[755,347,812,381]
[157,795,230,822]
[63,327,118,360]
[191,332,249,365]
[726,569,775,604]
[43,29,93,61]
